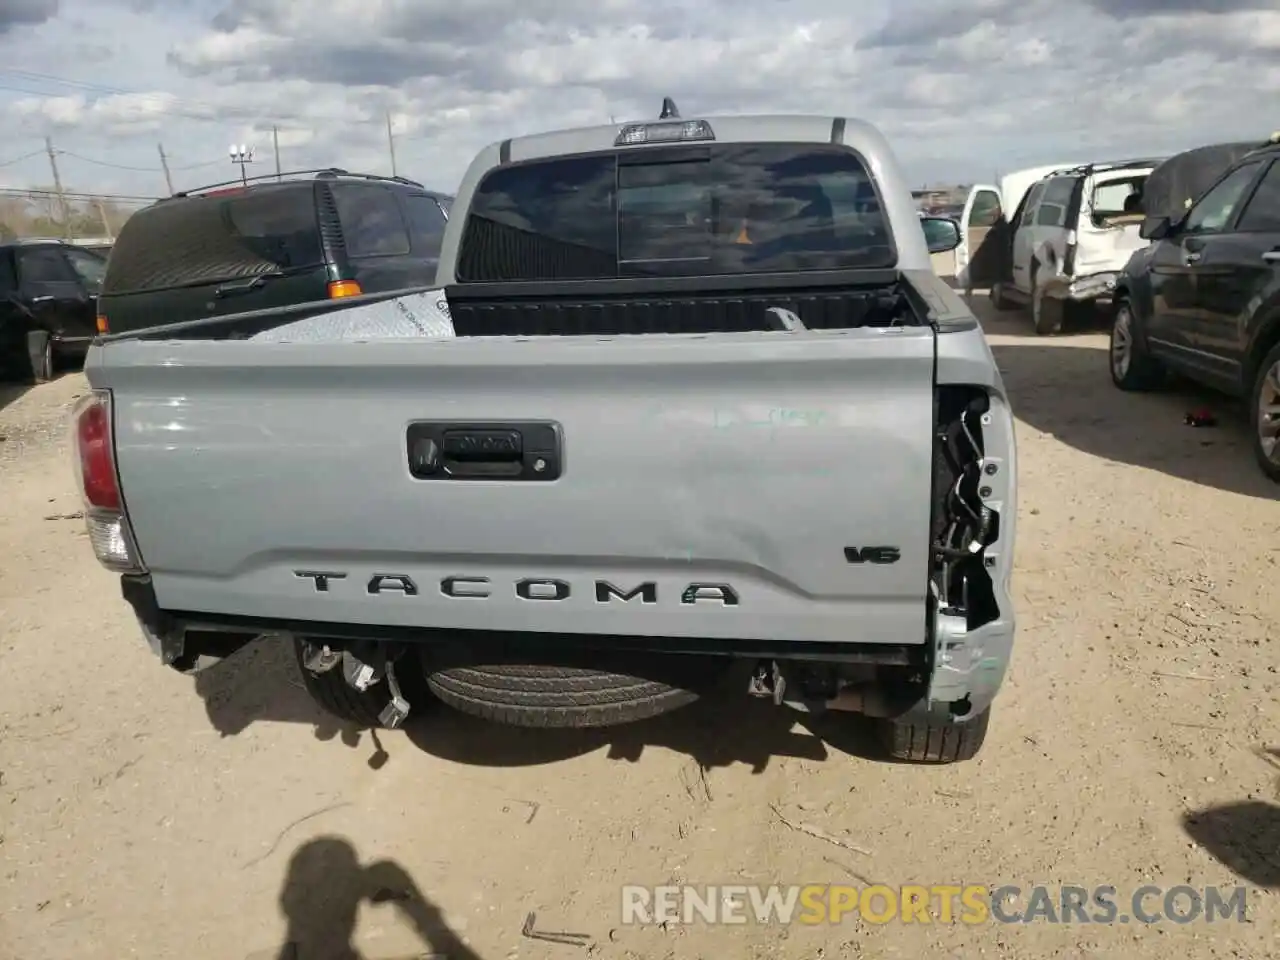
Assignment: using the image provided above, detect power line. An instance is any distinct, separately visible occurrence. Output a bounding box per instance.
[54,149,166,173]
[0,142,225,177]
[51,148,221,174]
[171,157,226,171]
[0,147,45,167]
[0,187,158,203]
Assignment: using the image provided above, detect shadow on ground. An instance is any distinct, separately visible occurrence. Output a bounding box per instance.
[194,638,882,772]
[1182,800,1280,888]
[266,836,482,960]
[1183,747,1280,888]
[989,338,1276,499]
[0,381,34,417]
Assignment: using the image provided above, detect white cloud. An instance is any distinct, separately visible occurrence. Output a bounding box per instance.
[0,0,1275,201]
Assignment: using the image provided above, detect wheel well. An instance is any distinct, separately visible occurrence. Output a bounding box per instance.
[1110,287,1129,320]
[1244,316,1280,392]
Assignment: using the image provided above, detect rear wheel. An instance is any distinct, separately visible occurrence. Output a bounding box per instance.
[990,281,1016,311]
[878,707,991,763]
[1030,265,1063,336]
[1249,341,1280,482]
[424,652,728,729]
[1109,300,1164,391]
[27,331,53,384]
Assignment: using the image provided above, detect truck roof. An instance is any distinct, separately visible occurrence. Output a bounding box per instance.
[497,114,880,165]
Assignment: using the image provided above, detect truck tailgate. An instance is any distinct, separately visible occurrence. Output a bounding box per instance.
[96,328,937,646]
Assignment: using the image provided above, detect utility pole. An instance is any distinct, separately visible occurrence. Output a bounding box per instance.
[45,136,71,238]
[93,197,113,240]
[229,145,254,185]
[272,126,282,181]
[157,143,174,195]
[386,112,398,178]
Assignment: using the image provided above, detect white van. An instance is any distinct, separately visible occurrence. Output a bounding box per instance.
[962,159,1163,334]
[955,164,1080,294]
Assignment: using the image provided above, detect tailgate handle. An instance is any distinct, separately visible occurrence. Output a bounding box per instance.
[443,428,523,462]
[407,422,562,481]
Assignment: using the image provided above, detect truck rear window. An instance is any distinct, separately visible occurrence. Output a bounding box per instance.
[457,144,894,281]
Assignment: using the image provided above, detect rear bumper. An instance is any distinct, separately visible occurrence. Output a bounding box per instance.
[122,573,927,667]
[121,574,1016,717]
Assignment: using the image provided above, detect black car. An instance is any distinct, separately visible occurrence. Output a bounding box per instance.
[1110,136,1280,479]
[96,169,452,336]
[0,239,107,382]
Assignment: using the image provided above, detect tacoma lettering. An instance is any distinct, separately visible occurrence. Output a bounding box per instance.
[516,578,571,601]
[294,570,347,592]
[367,574,419,595]
[596,581,658,604]
[440,576,490,598]
[297,571,740,606]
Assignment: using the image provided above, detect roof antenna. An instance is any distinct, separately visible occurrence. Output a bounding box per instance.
[660,97,680,120]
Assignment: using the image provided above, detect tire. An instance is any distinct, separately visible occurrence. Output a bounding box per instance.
[293,638,425,728]
[990,281,1016,311]
[1109,299,1164,391]
[878,707,991,764]
[1248,340,1280,482]
[425,653,726,729]
[1029,265,1063,336]
[27,331,53,384]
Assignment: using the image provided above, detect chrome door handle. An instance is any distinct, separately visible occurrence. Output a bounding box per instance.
[1183,252,1201,265]
[1262,250,1280,263]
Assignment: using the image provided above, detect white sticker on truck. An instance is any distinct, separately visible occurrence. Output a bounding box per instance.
[248,288,455,342]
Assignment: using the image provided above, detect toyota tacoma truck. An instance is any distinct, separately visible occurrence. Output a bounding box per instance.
[72,103,1018,763]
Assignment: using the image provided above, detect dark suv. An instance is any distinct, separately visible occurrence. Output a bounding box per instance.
[96,169,451,335]
[1110,138,1280,479]
[0,239,107,382]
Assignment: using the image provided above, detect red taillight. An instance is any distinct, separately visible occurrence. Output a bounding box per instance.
[76,395,120,510]
[70,390,144,573]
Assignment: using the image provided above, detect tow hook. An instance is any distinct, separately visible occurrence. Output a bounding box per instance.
[747,660,786,705]
[343,649,385,691]
[378,659,412,729]
[303,641,413,729]
[301,641,341,675]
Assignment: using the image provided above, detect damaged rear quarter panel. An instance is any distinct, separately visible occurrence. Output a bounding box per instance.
[904,269,1018,713]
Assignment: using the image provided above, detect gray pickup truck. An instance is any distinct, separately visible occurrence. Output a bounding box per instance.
[72,104,1018,763]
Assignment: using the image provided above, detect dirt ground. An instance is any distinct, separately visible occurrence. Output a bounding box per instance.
[1,297,1278,960]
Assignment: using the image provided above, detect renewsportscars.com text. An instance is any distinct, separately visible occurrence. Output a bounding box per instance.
[621,884,1248,925]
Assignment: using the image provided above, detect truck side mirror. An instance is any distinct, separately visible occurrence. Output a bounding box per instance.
[920,216,961,254]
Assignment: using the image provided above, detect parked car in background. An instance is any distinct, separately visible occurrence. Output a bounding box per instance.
[1110,136,1280,480]
[95,169,452,335]
[66,237,115,257]
[967,159,1163,334]
[0,239,107,382]
[955,162,1081,298]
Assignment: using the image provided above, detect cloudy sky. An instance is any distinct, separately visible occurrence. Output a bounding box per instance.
[0,0,1277,202]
